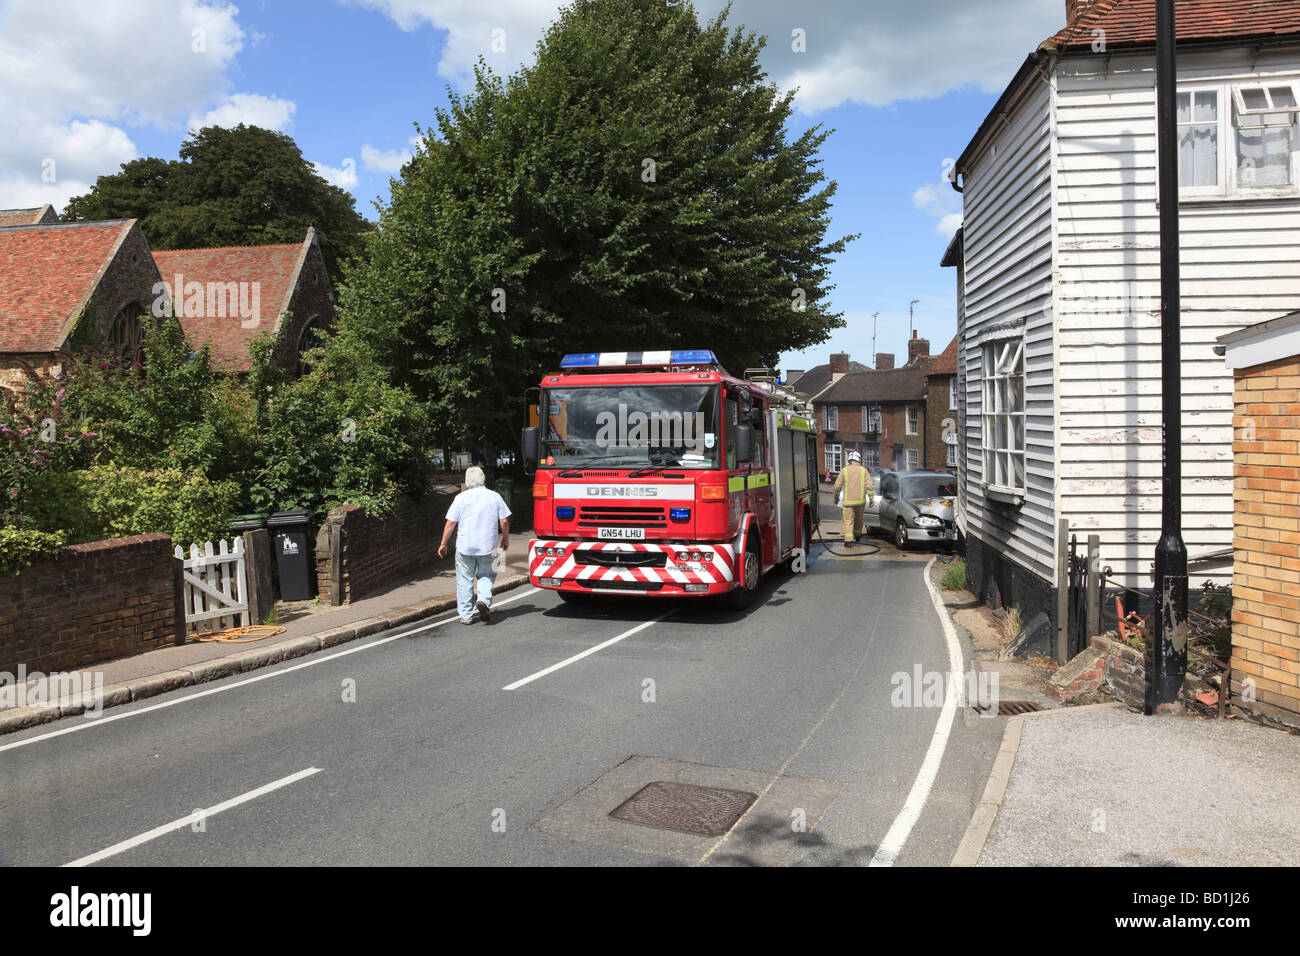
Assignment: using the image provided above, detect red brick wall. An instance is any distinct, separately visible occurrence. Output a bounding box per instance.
[0,533,181,673]
[315,490,457,604]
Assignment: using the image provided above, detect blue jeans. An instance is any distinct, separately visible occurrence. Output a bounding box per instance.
[456,551,498,621]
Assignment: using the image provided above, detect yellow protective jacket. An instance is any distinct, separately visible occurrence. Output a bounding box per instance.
[834,462,872,507]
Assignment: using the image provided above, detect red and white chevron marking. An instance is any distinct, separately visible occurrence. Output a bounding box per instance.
[528,540,736,587]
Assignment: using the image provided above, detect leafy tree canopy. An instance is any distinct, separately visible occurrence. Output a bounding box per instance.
[340,0,855,449]
[63,125,371,282]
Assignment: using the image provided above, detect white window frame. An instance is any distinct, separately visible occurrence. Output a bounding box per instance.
[1175,82,1300,199]
[948,376,958,411]
[906,405,919,436]
[981,336,1025,497]
[946,436,957,467]
[824,405,838,432]
[825,442,842,474]
[863,444,879,468]
[906,448,919,470]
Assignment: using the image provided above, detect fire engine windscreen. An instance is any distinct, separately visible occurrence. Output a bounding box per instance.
[540,385,720,468]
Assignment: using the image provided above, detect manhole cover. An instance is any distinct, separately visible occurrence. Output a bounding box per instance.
[973,700,1046,716]
[608,781,758,836]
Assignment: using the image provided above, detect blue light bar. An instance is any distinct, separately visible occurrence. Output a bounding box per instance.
[558,350,718,370]
[670,350,716,365]
[556,506,575,519]
[670,507,691,521]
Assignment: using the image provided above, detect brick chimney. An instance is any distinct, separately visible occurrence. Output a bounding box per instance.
[829,352,849,383]
[1065,0,1088,27]
[908,331,930,365]
[876,353,894,371]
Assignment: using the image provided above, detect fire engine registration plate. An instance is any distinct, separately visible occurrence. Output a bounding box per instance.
[598,527,644,540]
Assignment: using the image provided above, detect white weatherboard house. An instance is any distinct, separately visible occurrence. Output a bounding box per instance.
[944,0,1300,636]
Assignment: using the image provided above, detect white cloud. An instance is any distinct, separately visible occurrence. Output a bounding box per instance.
[189,93,297,133]
[361,143,412,173]
[0,0,278,211]
[341,0,559,86]
[695,0,1066,113]
[913,179,963,239]
[936,213,963,240]
[347,1,1066,113]
[313,157,360,190]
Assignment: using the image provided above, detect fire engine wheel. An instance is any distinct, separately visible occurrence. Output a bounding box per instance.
[726,544,761,611]
[895,518,910,550]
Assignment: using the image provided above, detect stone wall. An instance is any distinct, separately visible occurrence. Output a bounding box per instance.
[0,533,182,674]
[315,490,457,605]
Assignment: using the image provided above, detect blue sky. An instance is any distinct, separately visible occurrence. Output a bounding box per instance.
[0,0,1069,373]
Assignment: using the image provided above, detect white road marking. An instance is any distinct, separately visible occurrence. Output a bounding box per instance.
[0,588,541,755]
[63,767,322,867]
[503,611,673,690]
[868,557,964,867]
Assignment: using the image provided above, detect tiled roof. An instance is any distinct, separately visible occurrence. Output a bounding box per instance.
[788,360,872,397]
[814,362,930,404]
[0,221,133,353]
[926,335,959,377]
[1041,0,1300,53]
[153,240,307,372]
[0,205,57,227]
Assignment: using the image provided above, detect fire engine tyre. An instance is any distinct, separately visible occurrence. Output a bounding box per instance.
[726,542,762,611]
[895,518,910,551]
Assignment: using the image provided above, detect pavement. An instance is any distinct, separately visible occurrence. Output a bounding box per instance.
[7,487,1300,867]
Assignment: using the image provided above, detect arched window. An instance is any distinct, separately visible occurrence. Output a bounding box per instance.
[296,316,324,378]
[107,305,145,367]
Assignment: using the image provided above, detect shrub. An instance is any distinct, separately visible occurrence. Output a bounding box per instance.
[26,465,240,547]
[0,526,67,575]
[249,328,435,520]
[940,558,966,591]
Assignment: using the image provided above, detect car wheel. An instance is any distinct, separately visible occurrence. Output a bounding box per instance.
[727,544,762,611]
[895,518,910,550]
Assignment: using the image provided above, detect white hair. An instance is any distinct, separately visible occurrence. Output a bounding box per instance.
[465,466,486,488]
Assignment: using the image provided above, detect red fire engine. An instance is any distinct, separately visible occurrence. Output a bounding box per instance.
[520,350,820,609]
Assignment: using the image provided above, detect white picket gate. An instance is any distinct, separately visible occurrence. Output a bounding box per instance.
[175,537,249,631]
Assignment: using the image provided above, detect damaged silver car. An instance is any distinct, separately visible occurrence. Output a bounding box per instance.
[866,470,958,550]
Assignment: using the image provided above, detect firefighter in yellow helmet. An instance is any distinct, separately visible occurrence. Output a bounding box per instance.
[833,451,874,548]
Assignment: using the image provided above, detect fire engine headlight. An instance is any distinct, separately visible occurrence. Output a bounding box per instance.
[676,551,690,562]
[690,551,702,561]
[914,515,941,528]
[556,506,575,520]
[670,507,690,521]
[701,552,713,562]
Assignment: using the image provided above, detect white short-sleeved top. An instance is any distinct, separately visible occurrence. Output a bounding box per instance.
[447,486,512,555]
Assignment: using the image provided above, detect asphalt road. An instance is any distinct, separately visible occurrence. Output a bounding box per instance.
[0,502,1003,867]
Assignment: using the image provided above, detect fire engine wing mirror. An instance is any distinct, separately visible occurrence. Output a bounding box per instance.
[735,424,754,463]
[521,426,540,472]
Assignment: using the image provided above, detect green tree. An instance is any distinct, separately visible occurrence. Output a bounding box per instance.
[64,125,371,283]
[248,328,437,519]
[340,0,854,449]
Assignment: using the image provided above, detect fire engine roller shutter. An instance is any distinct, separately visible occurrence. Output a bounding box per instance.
[777,425,796,553]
